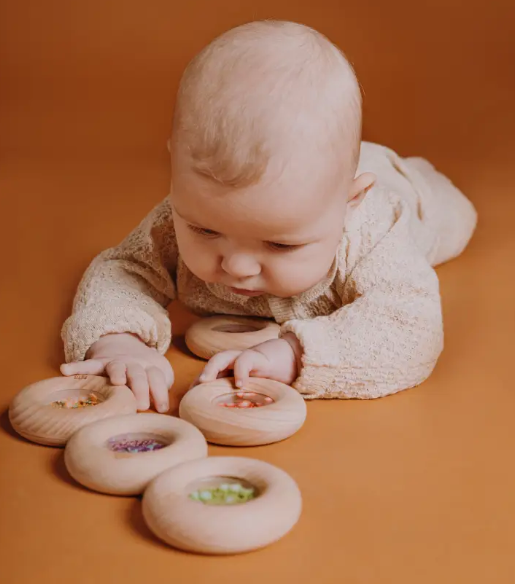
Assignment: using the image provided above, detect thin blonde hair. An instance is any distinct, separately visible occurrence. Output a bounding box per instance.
[171,20,362,188]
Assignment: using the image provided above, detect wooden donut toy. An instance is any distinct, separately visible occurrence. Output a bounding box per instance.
[185,316,280,360]
[8,375,137,446]
[142,456,302,554]
[179,377,307,446]
[64,413,208,495]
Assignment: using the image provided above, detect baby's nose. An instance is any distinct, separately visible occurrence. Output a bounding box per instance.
[221,253,261,279]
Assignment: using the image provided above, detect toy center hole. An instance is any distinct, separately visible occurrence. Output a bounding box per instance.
[46,389,104,409]
[213,323,264,333]
[106,432,169,453]
[215,391,275,409]
[188,476,258,506]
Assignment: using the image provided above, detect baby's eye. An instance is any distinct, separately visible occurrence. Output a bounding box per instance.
[188,225,220,238]
[265,241,303,252]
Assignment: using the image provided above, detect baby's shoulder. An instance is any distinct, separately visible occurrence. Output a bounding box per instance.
[349,140,417,241]
[348,184,401,237]
[120,196,177,258]
[342,184,406,272]
[357,141,397,174]
[151,196,175,225]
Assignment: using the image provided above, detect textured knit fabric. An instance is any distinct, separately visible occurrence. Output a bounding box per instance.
[61,142,477,399]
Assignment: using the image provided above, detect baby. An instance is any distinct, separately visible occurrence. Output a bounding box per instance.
[60,21,477,413]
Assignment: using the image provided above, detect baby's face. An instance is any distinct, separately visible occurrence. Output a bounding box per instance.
[171,156,351,299]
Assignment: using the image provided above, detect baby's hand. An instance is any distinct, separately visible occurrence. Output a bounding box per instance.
[60,333,174,413]
[196,334,302,389]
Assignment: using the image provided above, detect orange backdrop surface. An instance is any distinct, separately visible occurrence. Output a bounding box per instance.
[1,1,514,583]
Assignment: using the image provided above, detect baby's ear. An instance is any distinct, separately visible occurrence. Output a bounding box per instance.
[348,172,376,209]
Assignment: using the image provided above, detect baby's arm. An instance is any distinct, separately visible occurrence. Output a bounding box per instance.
[61,198,178,411]
[281,199,443,399]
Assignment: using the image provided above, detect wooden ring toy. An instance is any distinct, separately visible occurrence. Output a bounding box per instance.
[179,377,307,446]
[64,413,208,495]
[8,375,137,446]
[185,316,280,360]
[142,456,302,554]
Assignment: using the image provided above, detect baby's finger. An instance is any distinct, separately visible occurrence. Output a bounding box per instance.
[233,351,258,389]
[105,360,128,386]
[199,351,242,383]
[60,360,106,376]
[147,367,169,413]
[161,361,175,389]
[126,363,150,411]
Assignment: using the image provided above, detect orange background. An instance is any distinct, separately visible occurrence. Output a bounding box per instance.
[1,1,514,583]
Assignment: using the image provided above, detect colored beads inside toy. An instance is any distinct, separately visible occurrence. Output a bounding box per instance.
[52,393,99,409]
[108,438,166,453]
[218,391,274,409]
[189,482,256,505]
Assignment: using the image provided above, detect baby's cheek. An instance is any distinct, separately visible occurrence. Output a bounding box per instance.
[181,240,219,281]
[268,255,332,296]
[267,261,311,294]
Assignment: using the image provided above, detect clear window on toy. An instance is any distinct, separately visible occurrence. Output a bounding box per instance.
[188,476,258,505]
[215,391,275,409]
[46,389,104,409]
[106,432,169,453]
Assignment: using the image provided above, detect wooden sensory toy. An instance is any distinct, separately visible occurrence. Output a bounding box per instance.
[185,316,280,360]
[179,376,307,446]
[9,374,137,446]
[142,456,302,554]
[64,413,208,495]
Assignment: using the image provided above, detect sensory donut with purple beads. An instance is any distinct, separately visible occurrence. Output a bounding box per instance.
[64,413,208,495]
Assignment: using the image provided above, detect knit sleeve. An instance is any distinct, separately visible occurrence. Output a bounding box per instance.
[280,196,444,399]
[61,198,178,362]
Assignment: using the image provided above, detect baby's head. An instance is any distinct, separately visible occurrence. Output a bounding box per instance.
[169,20,375,298]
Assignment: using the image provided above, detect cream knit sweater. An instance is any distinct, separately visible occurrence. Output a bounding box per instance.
[62,142,477,399]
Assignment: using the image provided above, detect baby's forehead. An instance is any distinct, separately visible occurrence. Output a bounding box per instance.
[172,122,356,191]
[172,164,346,242]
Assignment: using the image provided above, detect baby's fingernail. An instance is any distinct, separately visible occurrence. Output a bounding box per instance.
[157,403,168,413]
[236,380,243,388]
[199,374,205,382]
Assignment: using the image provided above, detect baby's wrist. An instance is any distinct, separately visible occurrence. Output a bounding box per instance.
[86,332,146,358]
[281,333,303,371]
